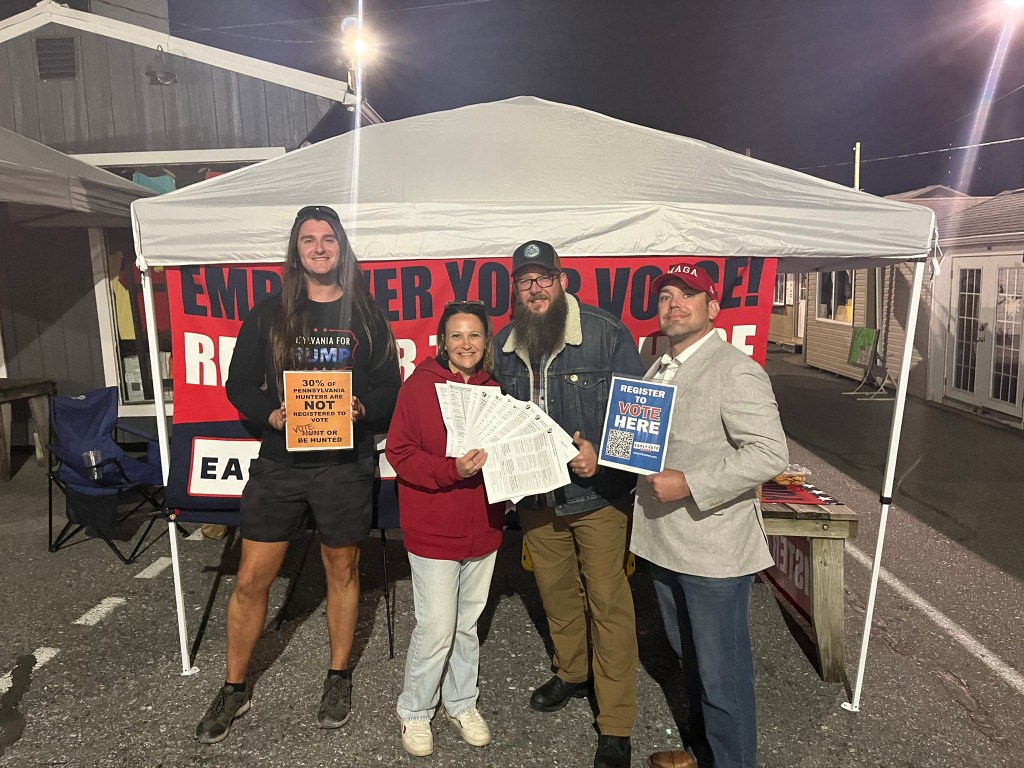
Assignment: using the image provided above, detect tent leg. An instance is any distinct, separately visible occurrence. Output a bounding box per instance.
[169,519,198,676]
[141,269,193,675]
[381,529,395,660]
[842,259,926,713]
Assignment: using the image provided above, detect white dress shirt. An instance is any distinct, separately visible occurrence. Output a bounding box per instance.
[652,328,717,381]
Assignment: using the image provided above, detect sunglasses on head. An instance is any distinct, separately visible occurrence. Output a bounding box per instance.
[295,205,340,222]
[445,300,486,309]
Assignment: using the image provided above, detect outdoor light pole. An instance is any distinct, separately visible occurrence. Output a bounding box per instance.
[341,11,373,120]
[853,140,861,191]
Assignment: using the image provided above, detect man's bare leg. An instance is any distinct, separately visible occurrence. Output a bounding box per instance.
[321,543,361,669]
[225,539,290,683]
[315,543,361,729]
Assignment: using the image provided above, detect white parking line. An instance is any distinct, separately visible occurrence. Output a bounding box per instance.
[73,597,126,627]
[134,556,173,579]
[847,543,1024,696]
[0,647,59,695]
[186,528,206,541]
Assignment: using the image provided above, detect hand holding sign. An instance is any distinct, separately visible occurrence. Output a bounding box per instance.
[570,431,597,478]
[268,402,286,431]
[646,468,691,503]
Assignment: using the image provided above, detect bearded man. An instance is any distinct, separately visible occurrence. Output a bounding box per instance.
[493,240,644,768]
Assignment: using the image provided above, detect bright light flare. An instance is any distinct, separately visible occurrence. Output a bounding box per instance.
[341,15,378,65]
[956,14,1018,191]
[342,5,364,245]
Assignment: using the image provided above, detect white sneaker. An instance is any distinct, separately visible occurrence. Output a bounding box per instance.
[401,718,434,756]
[446,707,491,747]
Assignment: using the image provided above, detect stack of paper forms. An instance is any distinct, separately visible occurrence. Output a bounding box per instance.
[435,382,578,504]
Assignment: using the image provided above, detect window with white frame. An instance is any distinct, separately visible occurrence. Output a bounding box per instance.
[773,274,794,306]
[817,270,854,323]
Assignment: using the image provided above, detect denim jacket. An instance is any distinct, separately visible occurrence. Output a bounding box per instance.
[493,294,645,517]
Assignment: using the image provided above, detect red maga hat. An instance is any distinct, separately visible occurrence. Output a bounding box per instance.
[650,263,718,300]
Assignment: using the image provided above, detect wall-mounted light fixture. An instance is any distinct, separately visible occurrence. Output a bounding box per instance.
[145,45,177,86]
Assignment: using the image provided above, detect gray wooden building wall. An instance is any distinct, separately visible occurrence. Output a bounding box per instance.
[0,211,106,440]
[0,23,335,154]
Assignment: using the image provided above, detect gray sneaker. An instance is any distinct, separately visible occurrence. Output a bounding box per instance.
[317,674,352,728]
[195,684,251,744]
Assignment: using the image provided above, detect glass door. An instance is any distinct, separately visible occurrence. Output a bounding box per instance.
[946,257,1023,418]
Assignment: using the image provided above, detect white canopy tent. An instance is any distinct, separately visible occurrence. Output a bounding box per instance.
[130,96,936,711]
[0,126,152,227]
[132,96,931,271]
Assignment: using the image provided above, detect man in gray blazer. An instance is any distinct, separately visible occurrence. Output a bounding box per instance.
[632,263,788,768]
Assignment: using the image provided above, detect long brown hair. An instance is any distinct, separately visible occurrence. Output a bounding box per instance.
[270,206,398,395]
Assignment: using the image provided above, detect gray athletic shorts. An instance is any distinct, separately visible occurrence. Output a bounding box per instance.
[239,456,374,547]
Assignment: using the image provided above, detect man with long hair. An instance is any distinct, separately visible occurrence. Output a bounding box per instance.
[195,205,401,744]
[492,241,644,768]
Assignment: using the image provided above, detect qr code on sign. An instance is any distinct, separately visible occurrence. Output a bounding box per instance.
[605,429,634,460]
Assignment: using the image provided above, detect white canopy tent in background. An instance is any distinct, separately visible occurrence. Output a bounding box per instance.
[130,96,937,712]
[0,125,152,227]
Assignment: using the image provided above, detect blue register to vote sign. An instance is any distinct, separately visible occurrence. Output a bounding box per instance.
[597,375,676,475]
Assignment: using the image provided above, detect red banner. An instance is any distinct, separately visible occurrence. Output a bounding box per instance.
[165,256,777,511]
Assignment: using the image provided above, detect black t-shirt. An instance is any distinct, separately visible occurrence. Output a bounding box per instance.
[225,292,401,467]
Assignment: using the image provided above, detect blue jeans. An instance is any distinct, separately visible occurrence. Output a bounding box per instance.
[650,564,757,768]
[397,551,496,721]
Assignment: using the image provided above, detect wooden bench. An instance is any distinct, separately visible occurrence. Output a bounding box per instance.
[762,501,858,683]
[0,378,55,482]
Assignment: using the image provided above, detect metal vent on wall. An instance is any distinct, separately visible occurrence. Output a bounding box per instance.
[35,37,77,80]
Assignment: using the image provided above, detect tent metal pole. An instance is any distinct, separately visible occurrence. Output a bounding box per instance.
[842,258,926,713]
[139,271,170,478]
[140,268,196,677]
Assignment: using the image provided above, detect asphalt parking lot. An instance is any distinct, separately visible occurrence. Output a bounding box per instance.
[1,354,1022,767]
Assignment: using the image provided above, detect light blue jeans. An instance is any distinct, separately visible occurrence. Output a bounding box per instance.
[396,550,497,721]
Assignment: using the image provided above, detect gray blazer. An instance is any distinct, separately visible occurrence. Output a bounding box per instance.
[631,332,789,578]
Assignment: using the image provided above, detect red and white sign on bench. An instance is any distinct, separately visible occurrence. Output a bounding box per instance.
[765,535,812,620]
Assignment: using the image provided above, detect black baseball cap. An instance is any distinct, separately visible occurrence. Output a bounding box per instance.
[512,240,560,274]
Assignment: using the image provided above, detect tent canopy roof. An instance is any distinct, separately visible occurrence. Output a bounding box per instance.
[131,96,936,270]
[0,126,152,227]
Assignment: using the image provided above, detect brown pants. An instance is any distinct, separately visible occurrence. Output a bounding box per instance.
[520,500,638,737]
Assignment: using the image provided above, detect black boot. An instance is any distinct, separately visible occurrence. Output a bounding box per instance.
[529,675,590,712]
[594,735,631,768]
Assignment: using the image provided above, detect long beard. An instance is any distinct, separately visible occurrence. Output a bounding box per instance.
[513,290,568,362]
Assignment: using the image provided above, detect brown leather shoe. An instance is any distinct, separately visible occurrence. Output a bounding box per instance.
[648,750,697,768]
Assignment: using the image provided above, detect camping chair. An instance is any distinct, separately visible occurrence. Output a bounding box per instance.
[47,386,176,564]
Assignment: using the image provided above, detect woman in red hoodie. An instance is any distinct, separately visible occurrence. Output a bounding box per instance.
[385,300,504,757]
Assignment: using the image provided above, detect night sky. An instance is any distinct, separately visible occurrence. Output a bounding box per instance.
[163,0,1024,197]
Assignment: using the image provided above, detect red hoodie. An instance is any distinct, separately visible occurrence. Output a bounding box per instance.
[385,356,504,560]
